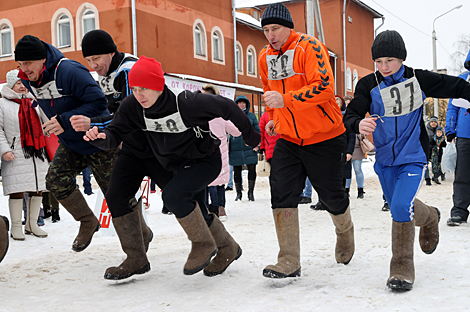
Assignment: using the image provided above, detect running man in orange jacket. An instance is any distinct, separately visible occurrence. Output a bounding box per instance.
[259,3,354,278]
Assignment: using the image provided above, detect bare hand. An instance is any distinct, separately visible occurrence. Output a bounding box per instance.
[359,117,377,135]
[263,91,284,108]
[70,115,91,132]
[2,151,14,161]
[43,116,64,136]
[83,126,106,141]
[265,119,277,136]
[346,154,352,162]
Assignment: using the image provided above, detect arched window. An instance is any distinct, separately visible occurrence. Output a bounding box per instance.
[236,41,243,74]
[346,67,352,91]
[246,45,257,77]
[76,3,99,50]
[51,9,75,52]
[193,19,207,61]
[0,25,12,56]
[211,27,225,64]
[57,15,71,48]
[353,69,358,91]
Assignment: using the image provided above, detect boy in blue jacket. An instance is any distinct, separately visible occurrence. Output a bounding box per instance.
[344,30,470,292]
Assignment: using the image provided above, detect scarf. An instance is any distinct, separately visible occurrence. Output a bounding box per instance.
[13,97,48,161]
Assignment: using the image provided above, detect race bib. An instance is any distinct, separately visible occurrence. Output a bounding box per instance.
[143,111,190,133]
[379,76,423,117]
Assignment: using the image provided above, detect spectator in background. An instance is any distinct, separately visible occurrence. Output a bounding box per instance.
[229,95,260,201]
[430,126,446,185]
[0,69,49,240]
[424,116,438,185]
[345,134,367,199]
[445,50,470,226]
[259,110,280,165]
[42,191,60,222]
[202,84,241,221]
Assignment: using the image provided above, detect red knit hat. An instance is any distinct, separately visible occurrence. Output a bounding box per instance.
[128,56,165,91]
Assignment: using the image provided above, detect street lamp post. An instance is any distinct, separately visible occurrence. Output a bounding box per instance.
[432,5,463,120]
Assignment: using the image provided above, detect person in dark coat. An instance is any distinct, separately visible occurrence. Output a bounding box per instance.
[229,95,260,201]
[430,126,446,184]
[424,116,439,185]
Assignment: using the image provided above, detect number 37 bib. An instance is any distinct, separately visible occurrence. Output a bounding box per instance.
[376,73,423,117]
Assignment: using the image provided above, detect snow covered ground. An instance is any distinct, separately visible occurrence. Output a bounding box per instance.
[1,156,469,312]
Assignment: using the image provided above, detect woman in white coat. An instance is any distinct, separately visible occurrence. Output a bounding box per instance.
[0,70,49,240]
[202,84,241,220]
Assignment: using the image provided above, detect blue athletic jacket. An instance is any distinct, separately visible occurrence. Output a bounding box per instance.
[445,50,470,140]
[20,42,109,155]
[344,65,470,167]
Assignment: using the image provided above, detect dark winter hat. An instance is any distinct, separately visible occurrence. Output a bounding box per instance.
[429,116,439,123]
[371,30,407,61]
[464,60,470,71]
[81,29,117,58]
[261,3,294,29]
[436,126,444,132]
[128,56,165,91]
[14,35,47,61]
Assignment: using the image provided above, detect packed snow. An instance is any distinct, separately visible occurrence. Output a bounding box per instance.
[1,156,469,311]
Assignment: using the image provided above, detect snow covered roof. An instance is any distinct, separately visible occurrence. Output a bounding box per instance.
[236,12,262,30]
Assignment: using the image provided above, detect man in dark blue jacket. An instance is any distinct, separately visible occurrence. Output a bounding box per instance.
[445,50,470,226]
[14,35,117,252]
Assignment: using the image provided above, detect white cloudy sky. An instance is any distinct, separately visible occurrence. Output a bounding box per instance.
[236,0,469,75]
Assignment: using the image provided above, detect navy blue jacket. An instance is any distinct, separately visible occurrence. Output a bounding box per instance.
[229,95,260,167]
[20,41,109,155]
[446,50,470,140]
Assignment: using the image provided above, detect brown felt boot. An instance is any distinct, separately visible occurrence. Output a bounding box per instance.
[387,220,415,292]
[177,204,217,275]
[0,215,9,263]
[263,208,301,278]
[104,207,150,280]
[203,213,242,276]
[413,198,440,254]
[59,187,100,252]
[135,198,153,252]
[329,206,355,264]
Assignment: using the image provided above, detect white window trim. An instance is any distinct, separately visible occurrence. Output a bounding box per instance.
[76,2,100,50]
[353,69,358,91]
[210,26,225,65]
[51,8,75,52]
[246,45,257,78]
[236,41,243,75]
[193,19,208,61]
[346,67,352,91]
[0,19,14,61]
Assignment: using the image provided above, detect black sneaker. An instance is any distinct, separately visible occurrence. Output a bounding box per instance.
[51,209,60,223]
[441,174,446,181]
[225,186,233,191]
[162,205,173,215]
[299,196,312,204]
[432,177,441,185]
[447,216,467,226]
[43,208,52,219]
[382,202,390,211]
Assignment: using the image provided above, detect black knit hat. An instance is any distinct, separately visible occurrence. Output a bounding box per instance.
[81,29,117,58]
[371,30,407,61]
[261,3,294,29]
[14,35,47,61]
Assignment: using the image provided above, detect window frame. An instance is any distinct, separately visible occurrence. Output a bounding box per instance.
[76,3,100,51]
[211,26,225,65]
[51,8,75,52]
[236,41,243,75]
[246,45,257,77]
[0,24,12,57]
[193,19,208,61]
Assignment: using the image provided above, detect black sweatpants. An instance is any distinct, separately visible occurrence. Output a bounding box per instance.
[270,134,349,215]
[451,137,470,220]
[106,153,221,223]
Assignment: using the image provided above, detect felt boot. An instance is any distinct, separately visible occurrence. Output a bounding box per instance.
[177,204,217,275]
[329,206,355,264]
[413,199,440,254]
[0,216,9,263]
[135,198,153,252]
[104,207,150,280]
[263,208,301,278]
[387,220,415,292]
[59,187,100,252]
[203,213,242,276]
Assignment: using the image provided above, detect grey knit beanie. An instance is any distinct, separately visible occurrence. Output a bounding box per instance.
[261,3,294,29]
[371,30,407,61]
[5,69,20,89]
[429,116,438,123]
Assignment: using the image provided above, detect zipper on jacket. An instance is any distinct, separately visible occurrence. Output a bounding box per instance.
[287,107,301,140]
[391,117,398,164]
[318,105,335,124]
[10,137,16,149]
[32,157,39,192]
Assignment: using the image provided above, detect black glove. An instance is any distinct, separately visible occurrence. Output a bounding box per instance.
[259,148,265,155]
[446,133,456,142]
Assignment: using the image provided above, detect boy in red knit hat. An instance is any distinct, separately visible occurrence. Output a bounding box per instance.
[84,56,260,280]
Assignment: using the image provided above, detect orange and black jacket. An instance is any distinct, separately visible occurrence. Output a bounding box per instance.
[258,30,345,146]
